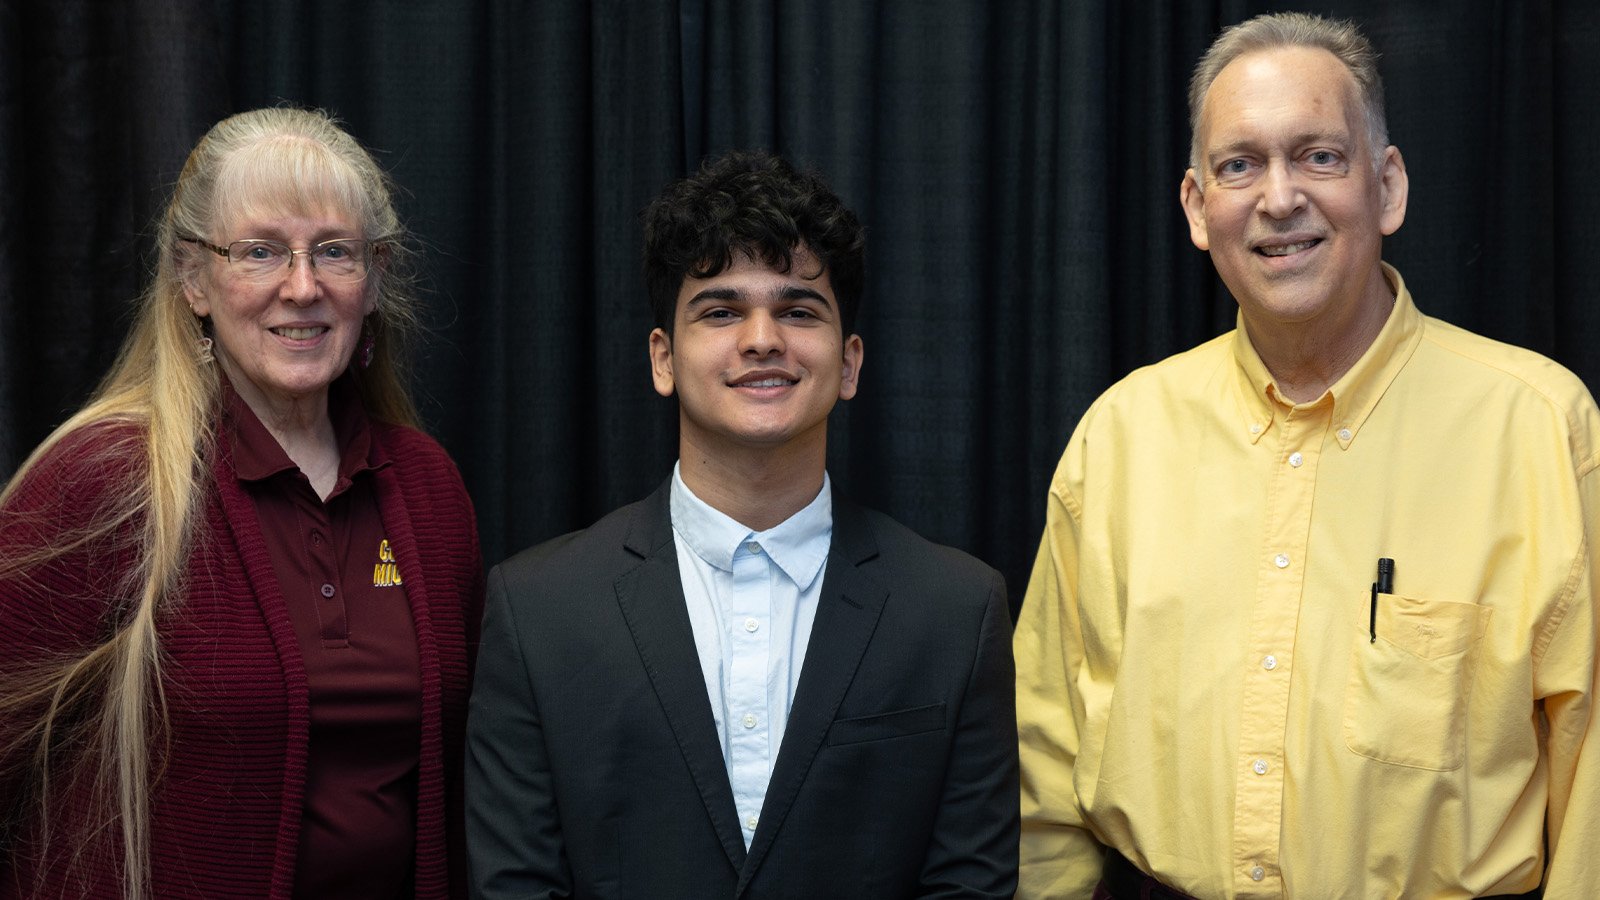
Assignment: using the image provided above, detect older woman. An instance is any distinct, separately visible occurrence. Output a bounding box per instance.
[0,108,481,899]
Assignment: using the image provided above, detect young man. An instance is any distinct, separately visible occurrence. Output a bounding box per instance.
[467,151,1018,899]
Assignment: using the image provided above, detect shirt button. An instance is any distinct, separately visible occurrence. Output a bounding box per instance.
[742,713,757,729]
[1250,866,1266,882]
[745,815,759,831]
[1252,759,1269,775]
[1337,427,1353,442]
[1287,452,1303,467]
[1273,553,1290,569]
[744,617,759,633]
[1262,655,1278,670]
[1248,424,1263,435]
[745,541,761,554]
[320,583,335,598]
[311,531,324,545]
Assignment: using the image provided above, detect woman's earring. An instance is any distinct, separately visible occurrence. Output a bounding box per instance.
[197,337,215,365]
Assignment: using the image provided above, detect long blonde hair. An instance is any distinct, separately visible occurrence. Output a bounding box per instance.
[0,106,421,898]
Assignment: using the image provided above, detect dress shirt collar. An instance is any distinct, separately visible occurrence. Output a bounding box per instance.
[668,462,833,591]
[1231,262,1424,450]
[222,373,386,496]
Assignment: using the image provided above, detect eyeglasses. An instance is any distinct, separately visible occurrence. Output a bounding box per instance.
[183,237,378,283]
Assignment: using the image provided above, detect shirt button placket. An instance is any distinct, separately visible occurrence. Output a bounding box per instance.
[727,540,770,841]
[1233,410,1320,890]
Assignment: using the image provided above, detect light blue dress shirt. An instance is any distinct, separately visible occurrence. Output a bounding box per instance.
[668,463,832,847]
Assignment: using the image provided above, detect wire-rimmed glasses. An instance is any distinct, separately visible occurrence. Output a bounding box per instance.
[183,237,377,283]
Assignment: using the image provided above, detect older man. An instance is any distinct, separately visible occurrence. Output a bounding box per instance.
[1015,12,1600,899]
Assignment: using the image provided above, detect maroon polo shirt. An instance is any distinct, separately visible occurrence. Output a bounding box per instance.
[224,377,421,898]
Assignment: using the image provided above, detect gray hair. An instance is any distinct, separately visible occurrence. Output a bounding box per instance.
[1187,12,1388,179]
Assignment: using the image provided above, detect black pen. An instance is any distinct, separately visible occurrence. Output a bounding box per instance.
[1371,558,1394,642]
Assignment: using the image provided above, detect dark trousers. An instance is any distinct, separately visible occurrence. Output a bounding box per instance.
[1093,851,1198,900]
[1095,849,1543,900]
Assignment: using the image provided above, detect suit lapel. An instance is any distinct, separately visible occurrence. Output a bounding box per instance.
[737,492,887,894]
[612,485,748,872]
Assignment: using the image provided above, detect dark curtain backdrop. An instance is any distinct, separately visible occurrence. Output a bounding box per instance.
[3,1,1598,608]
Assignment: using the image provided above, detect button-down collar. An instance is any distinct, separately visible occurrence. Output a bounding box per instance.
[1231,262,1425,450]
[669,464,832,592]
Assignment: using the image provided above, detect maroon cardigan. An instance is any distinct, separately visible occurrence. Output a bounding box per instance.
[0,416,484,898]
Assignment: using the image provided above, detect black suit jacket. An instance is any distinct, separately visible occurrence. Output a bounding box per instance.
[466,482,1018,899]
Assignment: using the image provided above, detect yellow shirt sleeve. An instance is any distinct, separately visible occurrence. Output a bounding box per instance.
[1542,460,1600,897]
[1015,451,1105,898]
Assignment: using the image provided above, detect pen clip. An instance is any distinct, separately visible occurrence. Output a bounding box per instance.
[1369,582,1377,643]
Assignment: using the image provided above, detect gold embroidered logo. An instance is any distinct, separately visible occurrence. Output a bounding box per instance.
[373,538,404,588]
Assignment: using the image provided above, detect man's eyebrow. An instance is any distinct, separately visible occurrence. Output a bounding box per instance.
[684,287,741,308]
[778,285,833,307]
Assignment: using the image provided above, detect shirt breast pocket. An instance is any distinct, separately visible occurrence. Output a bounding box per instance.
[826,702,946,746]
[1342,594,1491,771]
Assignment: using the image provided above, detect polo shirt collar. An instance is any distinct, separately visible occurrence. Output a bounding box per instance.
[1232,262,1424,450]
[223,373,386,495]
[668,462,833,591]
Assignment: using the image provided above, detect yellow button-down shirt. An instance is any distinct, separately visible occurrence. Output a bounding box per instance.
[1016,266,1600,899]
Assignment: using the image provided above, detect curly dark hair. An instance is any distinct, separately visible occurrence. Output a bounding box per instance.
[642,150,865,335]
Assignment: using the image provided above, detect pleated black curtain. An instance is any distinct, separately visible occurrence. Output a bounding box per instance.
[3,1,1598,606]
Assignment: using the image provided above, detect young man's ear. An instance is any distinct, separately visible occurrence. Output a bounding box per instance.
[649,328,676,398]
[838,334,863,401]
